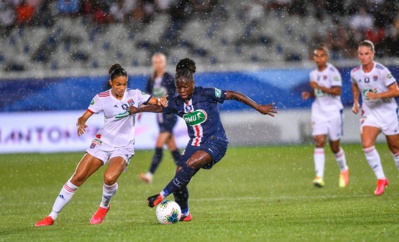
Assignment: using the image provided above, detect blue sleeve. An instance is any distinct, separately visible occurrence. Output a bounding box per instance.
[204,87,227,103]
[165,73,177,97]
[162,97,179,114]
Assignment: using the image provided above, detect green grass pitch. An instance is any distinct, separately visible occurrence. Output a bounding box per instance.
[1,144,399,241]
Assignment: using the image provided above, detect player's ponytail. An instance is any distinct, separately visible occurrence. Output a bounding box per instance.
[175,58,196,80]
[109,63,128,80]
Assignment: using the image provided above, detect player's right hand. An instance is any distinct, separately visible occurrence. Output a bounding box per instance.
[352,102,360,114]
[301,91,310,100]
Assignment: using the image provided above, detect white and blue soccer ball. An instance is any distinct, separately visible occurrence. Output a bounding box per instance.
[156,200,182,224]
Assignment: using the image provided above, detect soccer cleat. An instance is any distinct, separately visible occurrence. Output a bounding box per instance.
[374,179,389,196]
[179,213,192,222]
[35,216,54,227]
[147,194,163,208]
[339,169,349,187]
[139,172,153,184]
[90,206,110,224]
[313,176,325,188]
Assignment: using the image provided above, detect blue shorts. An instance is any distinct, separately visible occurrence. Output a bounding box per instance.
[157,113,177,133]
[177,139,228,169]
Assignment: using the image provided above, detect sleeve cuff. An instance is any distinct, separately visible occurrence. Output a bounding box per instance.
[87,109,94,114]
[143,95,153,105]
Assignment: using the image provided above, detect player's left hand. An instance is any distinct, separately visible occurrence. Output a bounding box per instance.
[158,96,169,107]
[310,81,320,89]
[366,91,378,100]
[257,103,277,117]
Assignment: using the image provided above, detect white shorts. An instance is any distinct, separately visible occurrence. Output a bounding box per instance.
[86,138,134,168]
[361,112,399,136]
[312,111,343,141]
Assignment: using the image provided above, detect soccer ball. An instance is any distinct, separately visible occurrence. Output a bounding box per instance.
[156,200,182,224]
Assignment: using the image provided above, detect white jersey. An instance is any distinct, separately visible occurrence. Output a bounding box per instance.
[350,62,398,123]
[87,89,151,147]
[309,63,343,119]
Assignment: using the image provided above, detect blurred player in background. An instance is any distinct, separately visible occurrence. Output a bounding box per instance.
[302,46,349,188]
[129,58,277,221]
[35,64,167,226]
[351,40,399,196]
[139,53,181,184]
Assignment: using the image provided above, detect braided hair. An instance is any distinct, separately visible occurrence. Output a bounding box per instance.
[109,63,128,80]
[175,58,196,81]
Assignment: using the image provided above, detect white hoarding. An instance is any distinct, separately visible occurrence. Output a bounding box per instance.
[0,111,189,153]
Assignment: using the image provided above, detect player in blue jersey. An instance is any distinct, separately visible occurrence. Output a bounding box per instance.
[139,53,181,184]
[128,58,277,221]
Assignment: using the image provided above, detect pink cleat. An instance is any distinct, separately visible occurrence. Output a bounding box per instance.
[374,179,389,196]
[90,206,110,224]
[35,216,54,227]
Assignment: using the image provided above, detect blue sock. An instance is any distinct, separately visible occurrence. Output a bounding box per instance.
[173,187,189,215]
[149,148,163,174]
[171,149,181,164]
[162,165,197,197]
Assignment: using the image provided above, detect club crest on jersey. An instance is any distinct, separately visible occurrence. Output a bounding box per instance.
[373,76,378,81]
[183,109,207,126]
[127,99,135,106]
[323,75,327,80]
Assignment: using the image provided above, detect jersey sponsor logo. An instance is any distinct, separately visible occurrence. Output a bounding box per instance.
[90,99,95,105]
[215,88,222,98]
[388,73,393,79]
[333,76,340,82]
[373,75,378,81]
[115,111,130,119]
[183,109,207,126]
[362,88,377,100]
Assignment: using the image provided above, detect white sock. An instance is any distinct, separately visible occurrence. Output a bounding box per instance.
[391,151,399,170]
[100,183,118,209]
[314,148,325,178]
[363,146,385,179]
[334,148,348,172]
[49,180,79,220]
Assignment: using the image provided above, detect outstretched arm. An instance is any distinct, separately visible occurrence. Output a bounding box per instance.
[128,105,163,114]
[77,111,93,136]
[225,91,277,117]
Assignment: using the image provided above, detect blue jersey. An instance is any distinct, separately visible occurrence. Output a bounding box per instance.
[145,72,176,98]
[164,86,228,146]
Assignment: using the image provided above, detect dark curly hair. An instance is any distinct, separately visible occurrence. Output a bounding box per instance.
[109,63,127,80]
[175,58,196,81]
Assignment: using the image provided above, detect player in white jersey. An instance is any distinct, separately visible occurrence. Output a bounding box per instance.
[35,64,168,226]
[351,40,399,196]
[302,46,349,188]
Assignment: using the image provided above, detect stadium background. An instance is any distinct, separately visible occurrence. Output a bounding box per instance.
[2,1,399,241]
[1,0,398,153]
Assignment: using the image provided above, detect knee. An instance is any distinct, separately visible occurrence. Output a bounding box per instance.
[104,173,118,185]
[331,147,340,154]
[70,173,86,186]
[362,140,374,149]
[314,138,325,147]
[389,146,399,154]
